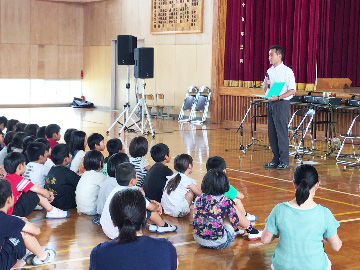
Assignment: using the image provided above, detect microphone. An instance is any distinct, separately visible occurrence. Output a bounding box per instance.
[266,72,270,89]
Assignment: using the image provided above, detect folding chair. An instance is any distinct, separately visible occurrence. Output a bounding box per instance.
[336,115,360,168]
[178,85,199,122]
[288,108,315,163]
[189,86,211,124]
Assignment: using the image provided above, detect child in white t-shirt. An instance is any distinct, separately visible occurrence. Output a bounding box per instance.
[161,154,201,217]
[69,130,87,174]
[35,138,54,169]
[23,142,50,187]
[76,150,106,215]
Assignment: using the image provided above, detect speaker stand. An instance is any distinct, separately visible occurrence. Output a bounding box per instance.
[107,65,140,134]
[119,79,155,138]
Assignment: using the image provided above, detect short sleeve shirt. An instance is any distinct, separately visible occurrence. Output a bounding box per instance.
[224,184,238,201]
[265,62,296,100]
[23,162,50,187]
[129,157,149,187]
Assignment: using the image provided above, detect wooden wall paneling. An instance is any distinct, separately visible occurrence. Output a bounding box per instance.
[0,44,30,78]
[30,0,59,45]
[30,45,59,79]
[0,0,31,44]
[83,2,106,46]
[58,46,83,79]
[104,0,122,43]
[58,2,84,46]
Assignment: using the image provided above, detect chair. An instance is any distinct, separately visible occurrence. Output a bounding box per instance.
[145,94,155,116]
[155,93,174,119]
[336,115,360,168]
[189,86,211,124]
[178,85,199,122]
[288,108,315,163]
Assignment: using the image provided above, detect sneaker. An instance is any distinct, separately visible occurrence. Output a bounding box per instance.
[245,213,257,222]
[248,229,263,241]
[46,207,70,219]
[263,162,278,168]
[277,163,289,170]
[32,248,56,266]
[34,205,44,211]
[156,223,178,234]
[91,216,101,225]
[234,228,245,236]
[23,251,35,265]
[148,224,158,233]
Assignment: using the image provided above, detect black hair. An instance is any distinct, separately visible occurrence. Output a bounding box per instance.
[36,126,46,139]
[115,162,136,186]
[201,170,229,195]
[69,130,86,156]
[51,144,70,165]
[6,119,19,133]
[107,153,130,178]
[35,138,50,151]
[4,152,26,174]
[129,136,148,158]
[4,131,15,146]
[83,150,104,171]
[106,138,123,156]
[15,122,26,133]
[110,189,146,244]
[165,154,193,195]
[0,116,8,128]
[293,165,319,206]
[23,135,37,153]
[24,124,39,137]
[87,133,104,150]
[26,142,46,162]
[64,128,77,146]
[7,132,26,153]
[206,156,226,171]
[269,45,284,60]
[45,124,61,139]
[0,179,12,208]
[150,143,169,162]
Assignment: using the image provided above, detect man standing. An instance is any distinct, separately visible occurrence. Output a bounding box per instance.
[263,45,296,170]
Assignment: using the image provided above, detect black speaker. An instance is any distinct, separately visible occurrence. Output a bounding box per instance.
[134,47,154,79]
[117,35,137,65]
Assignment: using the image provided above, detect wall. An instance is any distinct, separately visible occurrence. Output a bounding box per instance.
[83,0,213,112]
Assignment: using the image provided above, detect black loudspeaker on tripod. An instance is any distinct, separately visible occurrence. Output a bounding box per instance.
[134,47,154,79]
[117,35,137,65]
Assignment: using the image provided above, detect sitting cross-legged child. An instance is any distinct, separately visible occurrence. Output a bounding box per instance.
[129,136,151,187]
[45,144,81,210]
[0,179,57,268]
[35,138,54,168]
[76,150,106,215]
[45,124,61,161]
[69,130,87,174]
[100,162,177,239]
[87,133,105,152]
[101,138,124,176]
[3,152,69,219]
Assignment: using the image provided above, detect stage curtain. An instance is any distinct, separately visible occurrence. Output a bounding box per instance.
[223,0,359,87]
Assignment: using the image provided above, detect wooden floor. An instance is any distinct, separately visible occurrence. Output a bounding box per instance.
[4,107,360,270]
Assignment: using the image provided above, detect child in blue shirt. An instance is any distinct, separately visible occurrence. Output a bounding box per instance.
[262,165,342,270]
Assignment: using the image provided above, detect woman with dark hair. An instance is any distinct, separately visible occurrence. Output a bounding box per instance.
[90,189,178,270]
[262,165,342,270]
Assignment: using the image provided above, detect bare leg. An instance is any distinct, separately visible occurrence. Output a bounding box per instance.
[233,204,250,228]
[37,195,53,212]
[233,198,246,216]
[21,232,46,259]
[185,190,195,206]
[147,211,165,227]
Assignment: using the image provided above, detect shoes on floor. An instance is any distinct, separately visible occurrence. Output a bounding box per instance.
[91,216,101,225]
[234,228,245,236]
[23,251,35,265]
[148,224,158,233]
[248,229,263,241]
[245,213,257,222]
[46,207,70,219]
[277,163,289,170]
[156,223,178,234]
[263,162,279,168]
[32,248,56,265]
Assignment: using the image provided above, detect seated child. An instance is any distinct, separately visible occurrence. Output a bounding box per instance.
[206,156,257,222]
[129,136,151,187]
[0,131,13,165]
[64,128,77,146]
[76,150,106,215]
[87,133,105,151]
[101,138,124,176]
[22,135,37,163]
[6,132,26,154]
[24,124,39,137]
[143,143,173,202]
[6,119,19,133]
[36,126,46,139]
[161,154,201,217]
[0,116,8,132]
[3,152,69,218]
[23,142,50,187]
[91,189,177,270]
[262,165,342,270]
[0,179,56,268]
[69,130,87,173]
[35,138,54,168]
[45,124,61,149]
[100,163,177,239]
[45,144,81,210]
[97,153,129,215]
[15,123,26,133]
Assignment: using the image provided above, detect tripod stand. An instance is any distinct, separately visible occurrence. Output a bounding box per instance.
[107,65,140,134]
[119,79,155,138]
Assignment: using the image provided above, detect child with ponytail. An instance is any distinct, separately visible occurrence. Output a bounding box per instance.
[90,189,178,270]
[262,165,342,270]
[161,154,201,217]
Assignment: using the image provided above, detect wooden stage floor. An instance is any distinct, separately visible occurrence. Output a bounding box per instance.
[4,107,360,270]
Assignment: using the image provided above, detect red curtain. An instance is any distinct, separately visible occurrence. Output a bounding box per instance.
[224,0,360,87]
